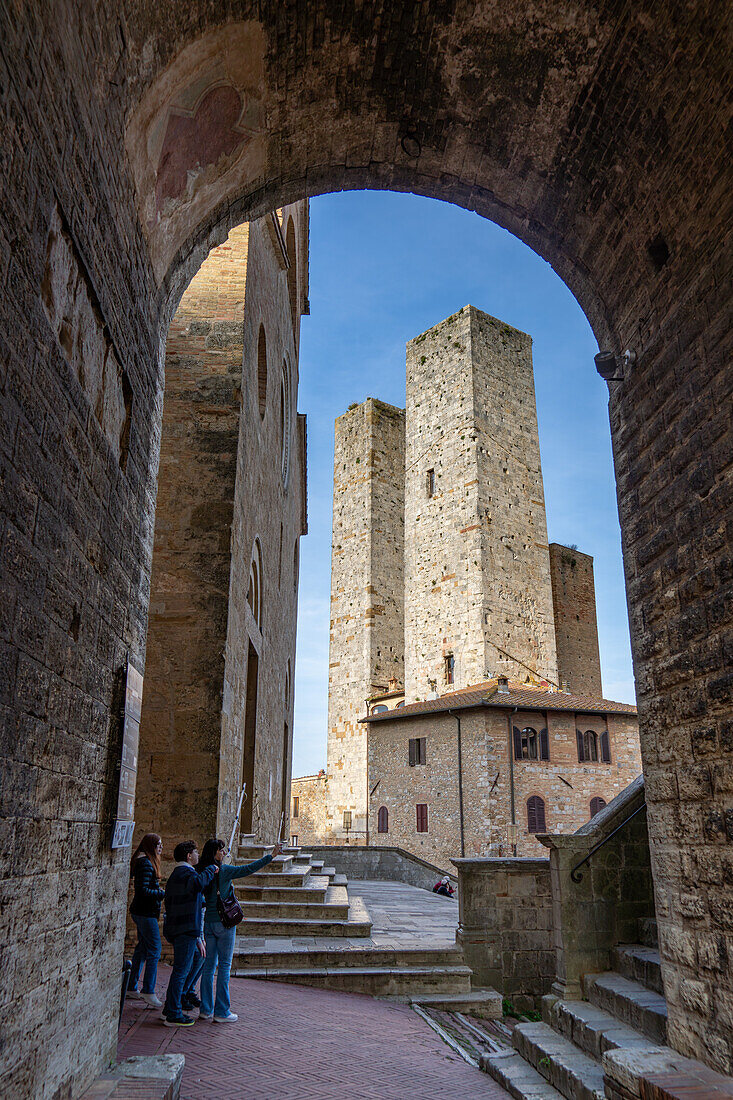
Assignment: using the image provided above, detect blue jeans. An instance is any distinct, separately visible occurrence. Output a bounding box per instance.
[200,921,236,1018]
[183,943,205,1002]
[129,915,161,994]
[163,933,199,1019]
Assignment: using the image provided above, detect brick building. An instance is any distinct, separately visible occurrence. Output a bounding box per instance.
[136,204,309,864]
[364,678,640,866]
[297,306,641,849]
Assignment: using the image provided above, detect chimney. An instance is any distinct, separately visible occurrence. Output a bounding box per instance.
[388,676,399,692]
[497,676,510,694]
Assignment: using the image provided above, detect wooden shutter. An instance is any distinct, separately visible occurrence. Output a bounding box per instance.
[408,738,416,766]
[513,726,523,760]
[576,729,585,762]
[378,806,388,833]
[539,728,549,760]
[590,797,606,817]
[418,737,426,765]
[600,730,611,763]
[527,795,546,833]
[416,804,428,832]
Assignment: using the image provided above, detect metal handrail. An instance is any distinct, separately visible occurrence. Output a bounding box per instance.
[570,802,646,883]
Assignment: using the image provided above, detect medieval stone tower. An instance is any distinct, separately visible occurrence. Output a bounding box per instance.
[321,305,603,842]
[404,306,558,697]
[325,400,405,840]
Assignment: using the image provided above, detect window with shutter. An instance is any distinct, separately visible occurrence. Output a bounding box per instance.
[416,804,428,832]
[600,730,611,763]
[576,728,585,762]
[539,727,549,760]
[584,730,598,762]
[418,737,426,765]
[408,738,416,766]
[521,727,538,759]
[377,806,389,833]
[292,796,299,818]
[590,797,606,818]
[513,726,523,759]
[527,795,546,833]
[343,811,352,830]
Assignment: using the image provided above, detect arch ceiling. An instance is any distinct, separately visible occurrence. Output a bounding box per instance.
[122,2,729,356]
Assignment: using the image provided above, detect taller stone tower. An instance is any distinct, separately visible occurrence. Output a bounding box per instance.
[404,306,558,699]
[325,399,405,840]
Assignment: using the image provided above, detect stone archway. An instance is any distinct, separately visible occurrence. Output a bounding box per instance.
[0,4,730,1095]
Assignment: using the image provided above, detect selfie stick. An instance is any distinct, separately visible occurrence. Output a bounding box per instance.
[227,783,247,854]
[277,811,285,847]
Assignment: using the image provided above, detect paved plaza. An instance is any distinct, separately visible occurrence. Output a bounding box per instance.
[119,969,509,1099]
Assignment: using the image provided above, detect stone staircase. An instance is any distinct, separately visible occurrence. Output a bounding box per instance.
[230,839,477,1000]
[482,923,670,1099]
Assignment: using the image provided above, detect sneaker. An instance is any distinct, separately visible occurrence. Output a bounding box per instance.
[181,993,201,1010]
[198,1013,213,1020]
[141,992,163,1008]
[126,989,143,1000]
[163,1014,195,1027]
[213,1013,238,1023]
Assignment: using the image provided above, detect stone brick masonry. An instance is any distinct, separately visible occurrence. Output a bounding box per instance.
[0,2,730,1093]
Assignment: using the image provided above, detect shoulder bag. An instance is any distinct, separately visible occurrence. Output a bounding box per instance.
[216,879,244,928]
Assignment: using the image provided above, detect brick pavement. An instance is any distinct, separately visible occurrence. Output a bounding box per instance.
[119,968,509,1099]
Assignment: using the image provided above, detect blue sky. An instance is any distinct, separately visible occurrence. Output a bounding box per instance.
[292,190,635,778]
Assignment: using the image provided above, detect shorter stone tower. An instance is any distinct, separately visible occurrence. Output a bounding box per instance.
[549,543,603,695]
[325,399,405,841]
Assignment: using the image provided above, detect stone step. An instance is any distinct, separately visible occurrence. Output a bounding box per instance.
[235,894,372,938]
[611,944,663,995]
[238,885,350,922]
[247,869,310,887]
[262,854,295,873]
[232,964,473,998]
[512,1021,605,1100]
[542,995,657,1062]
[409,989,503,1020]
[638,917,658,948]
[481,1050,565,1100]
[584,972,667,1044]
[235,882,329,903]
[332,873,347,887]
[237,845,275,860]
[233,945,466,970]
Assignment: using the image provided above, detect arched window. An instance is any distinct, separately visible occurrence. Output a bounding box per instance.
[247,540,262,628]
[576,729,599,762]
[377,806,389,833]
[371,704,388,714]
[257,324,268,418]
[527,795,546,834]
[395,700,405,708]
[590,796,606,818]
[286,217,297,330]
[513,726,548,760]
[280,358,291,486]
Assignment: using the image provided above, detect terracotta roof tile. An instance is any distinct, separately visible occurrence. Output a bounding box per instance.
[362,679,636,722]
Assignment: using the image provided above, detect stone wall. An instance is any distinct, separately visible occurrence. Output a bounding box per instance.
[367,703,642,867]
[290,771,327,845]
[404,307,558,700]
[452,857,554,1011]
[305,844,458,891]
[549,543,603,696]
[325,399,405,841]
[539,776,655,999]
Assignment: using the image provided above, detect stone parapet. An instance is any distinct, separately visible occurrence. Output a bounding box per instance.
[452,856,553,1011]
[538,775,654,1000]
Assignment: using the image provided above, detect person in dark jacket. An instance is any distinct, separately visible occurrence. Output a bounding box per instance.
[433,876,456,898]
[197,838,282,1022]
[128,833,165,1007]
[162,840,219,1026]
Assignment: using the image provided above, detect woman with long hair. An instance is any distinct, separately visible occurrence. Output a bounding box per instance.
[128,832,165,1007]
[197,837,282,1022]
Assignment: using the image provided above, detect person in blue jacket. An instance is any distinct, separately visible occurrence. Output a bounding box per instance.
[128,833,165,1007]
[197,837,282,1022]
[162,840,219,1026]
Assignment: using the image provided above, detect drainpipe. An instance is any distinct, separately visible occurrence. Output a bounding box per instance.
[447,709,465,857]
[507,706,518,856]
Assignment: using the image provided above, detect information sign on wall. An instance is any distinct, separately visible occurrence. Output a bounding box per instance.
[111,659,143,849]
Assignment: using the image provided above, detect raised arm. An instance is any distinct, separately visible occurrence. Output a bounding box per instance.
[228,843,283,881]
